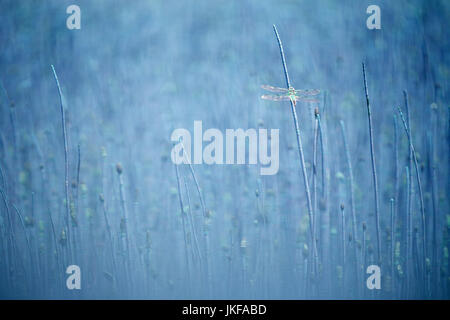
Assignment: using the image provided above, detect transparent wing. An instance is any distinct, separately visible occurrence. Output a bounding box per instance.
[261,85,289,93]
[294,96,319,103]
[293,89,320,96]
[261,94,291,101]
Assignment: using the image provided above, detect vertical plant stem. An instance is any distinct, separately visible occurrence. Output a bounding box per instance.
[362,222,367,297]
[339,121,358,249]
[101,196,117,290]
[429,106,438,296]
[0,164,10,290]
[116,163,132,294]
[51,65,72,262]
[362,62,381,264]
[405,165,411,298]
[117,166,130,256]
[178,140,211,294]
[318,114,325,198]
[175,163,191,287]
[184,180,202,266]
[390,198,395,298]
[412,227,420,297]
[0,81,16,149]
[396,105,427,286]
[393,115,400,255]
[316,107,328,288]
[273,24,318,277]
[12,204,35,291]
[339,120,361,295]
[0,188,16,290]
[340,204,346,283]
[73,144,81,262]
[75,144,81,212]
[403,91,414,282]
[1,81,17,203]
[430,155,438,296]
[0,162,6,192]
[313,109,319,251]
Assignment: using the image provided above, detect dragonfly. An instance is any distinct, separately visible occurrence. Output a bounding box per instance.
[261,85,320,106]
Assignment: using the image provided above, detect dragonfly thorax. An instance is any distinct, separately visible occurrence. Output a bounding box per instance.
[288,87,297,100]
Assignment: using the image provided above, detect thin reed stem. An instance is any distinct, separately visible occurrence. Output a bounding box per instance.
[340,204,346,278]
[396,105,427,281]
[362,222,367,297]
[175,163,191,286]
[177,140,211,294]
[339,120,360,295]
[339,121,358,248]
[273,24,318,276]
[0,188,16,289]
[403,90,414,288]
[100,195,117,288]
[75,144,81,213]
[73,144,81,262]
[405,165,411,298]
[184,180,202,266]
[12,204,36,290]
[390,198,395,297]
[116,164,130,257]
[362,62,381,264]
[394,115,400,245]
[313,109,319,250]
[51,65,72,262]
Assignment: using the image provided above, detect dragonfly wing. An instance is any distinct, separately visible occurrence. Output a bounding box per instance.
[261,85,289,93]
[261,94,291,101]
[294,96,319,103]
[294,89,320,96]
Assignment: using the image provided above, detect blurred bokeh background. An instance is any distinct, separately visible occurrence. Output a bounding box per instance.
[0,0,449,298]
